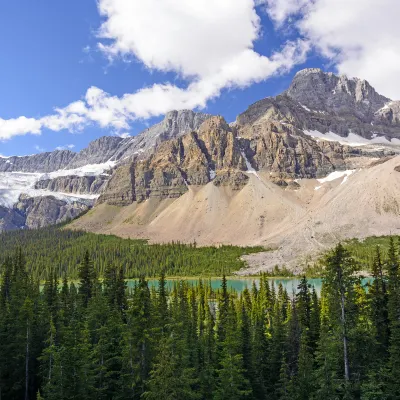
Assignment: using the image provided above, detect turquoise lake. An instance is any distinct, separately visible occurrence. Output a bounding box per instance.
[126,277,373,294]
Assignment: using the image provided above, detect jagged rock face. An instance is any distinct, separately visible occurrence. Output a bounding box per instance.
[0,110,213,230]
[0,151,75,173]
[237,120,364,178]
[374,101,400,126]
[237,101,400,144]
[2,69,400,233]
[97,165,135,206]
[99,114,376,205]
[66,137,123,168]
[99,116,247,204]
[285,68,389,118]
[0,110,211,175]
[0,206,25,232]
[109,110,213,161]
[15,195,90,229]
[35,175,107,195]
[213,171,249,190]
[0,195,90,232]
[236,68,400,140]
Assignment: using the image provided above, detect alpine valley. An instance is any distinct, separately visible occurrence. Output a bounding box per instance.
[2,68,400,272]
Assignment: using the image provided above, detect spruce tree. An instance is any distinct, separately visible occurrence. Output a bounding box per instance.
[386,237,400,396]
[323,243,358,383]
[78,251,96,308]
[143,337,199,400]
[369,246,389,360]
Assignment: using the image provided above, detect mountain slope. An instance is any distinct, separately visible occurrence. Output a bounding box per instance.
[0,110,212,231]
[70,156,400,272]
[2,68,400,271]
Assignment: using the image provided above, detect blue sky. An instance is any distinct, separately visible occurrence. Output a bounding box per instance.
[0,0,397,157]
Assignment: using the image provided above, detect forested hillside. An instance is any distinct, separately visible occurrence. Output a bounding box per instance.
[1,239,400,399]
[0,227,263,279]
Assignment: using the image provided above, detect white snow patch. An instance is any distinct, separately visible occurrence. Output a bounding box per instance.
[379,102,392,111]
[304,130,400,147]
[0,162,113,208]
[209,169,216,180]
[300,104,311,112]
[240,151,259,178]
[45,161,116,179]
[314,170,355,190]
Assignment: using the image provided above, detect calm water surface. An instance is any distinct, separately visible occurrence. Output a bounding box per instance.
[126,277,373,294]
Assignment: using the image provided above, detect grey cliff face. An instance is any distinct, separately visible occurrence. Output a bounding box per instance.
[374,101,400,126]
[0,110,213,175]
[0,206,25,232]
[2,70,400,232]
[98,114,384,206]
[0,150,75,173]
[65,136,123,169]
[0,110,213,230]
[14,195,90,229]
[0,196,90,232]
[108,110,213,161]
[35,175,108,195]
[236,69,400,140]
[285,68,389,118]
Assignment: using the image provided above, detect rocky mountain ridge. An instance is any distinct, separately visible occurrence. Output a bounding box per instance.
[0,110,211,174]
[1,68,400,235]
[98,114,383,206]
[0,110,212,231]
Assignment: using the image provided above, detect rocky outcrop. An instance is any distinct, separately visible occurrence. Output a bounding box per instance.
[0,195,90,232]
[235,68,400,141]
[14,195,90,229]
[235,113,370,179]
[99,113,376,206]
[213,171,249,190]
[0,206,25,232]
[66,136,123,168]
[99,116,248,204]
[0,150,75,173]
[109,110,213,162]
[374,101,400,127]
[97,165,135,206]
[35,175,107,195]
[2,68,400,233]
[285,68,389,117]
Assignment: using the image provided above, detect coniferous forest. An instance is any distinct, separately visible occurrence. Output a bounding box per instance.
[0,226,264,280]
[1,236,400,399]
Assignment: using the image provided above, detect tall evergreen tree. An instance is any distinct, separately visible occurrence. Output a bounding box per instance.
[386,237,400,397]
[78,251,97,307]
[323,243,358,383]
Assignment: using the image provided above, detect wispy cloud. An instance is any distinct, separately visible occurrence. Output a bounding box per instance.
[0,0,309,141]
[263,0,400,99]
[55,144,75,151]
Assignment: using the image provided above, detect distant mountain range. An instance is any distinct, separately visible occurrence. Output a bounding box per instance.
[2,68,400,271]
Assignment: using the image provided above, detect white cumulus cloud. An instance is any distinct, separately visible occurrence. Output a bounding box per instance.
[264,0,400,100]
[0,0,309,140]
[55,144,75,151]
